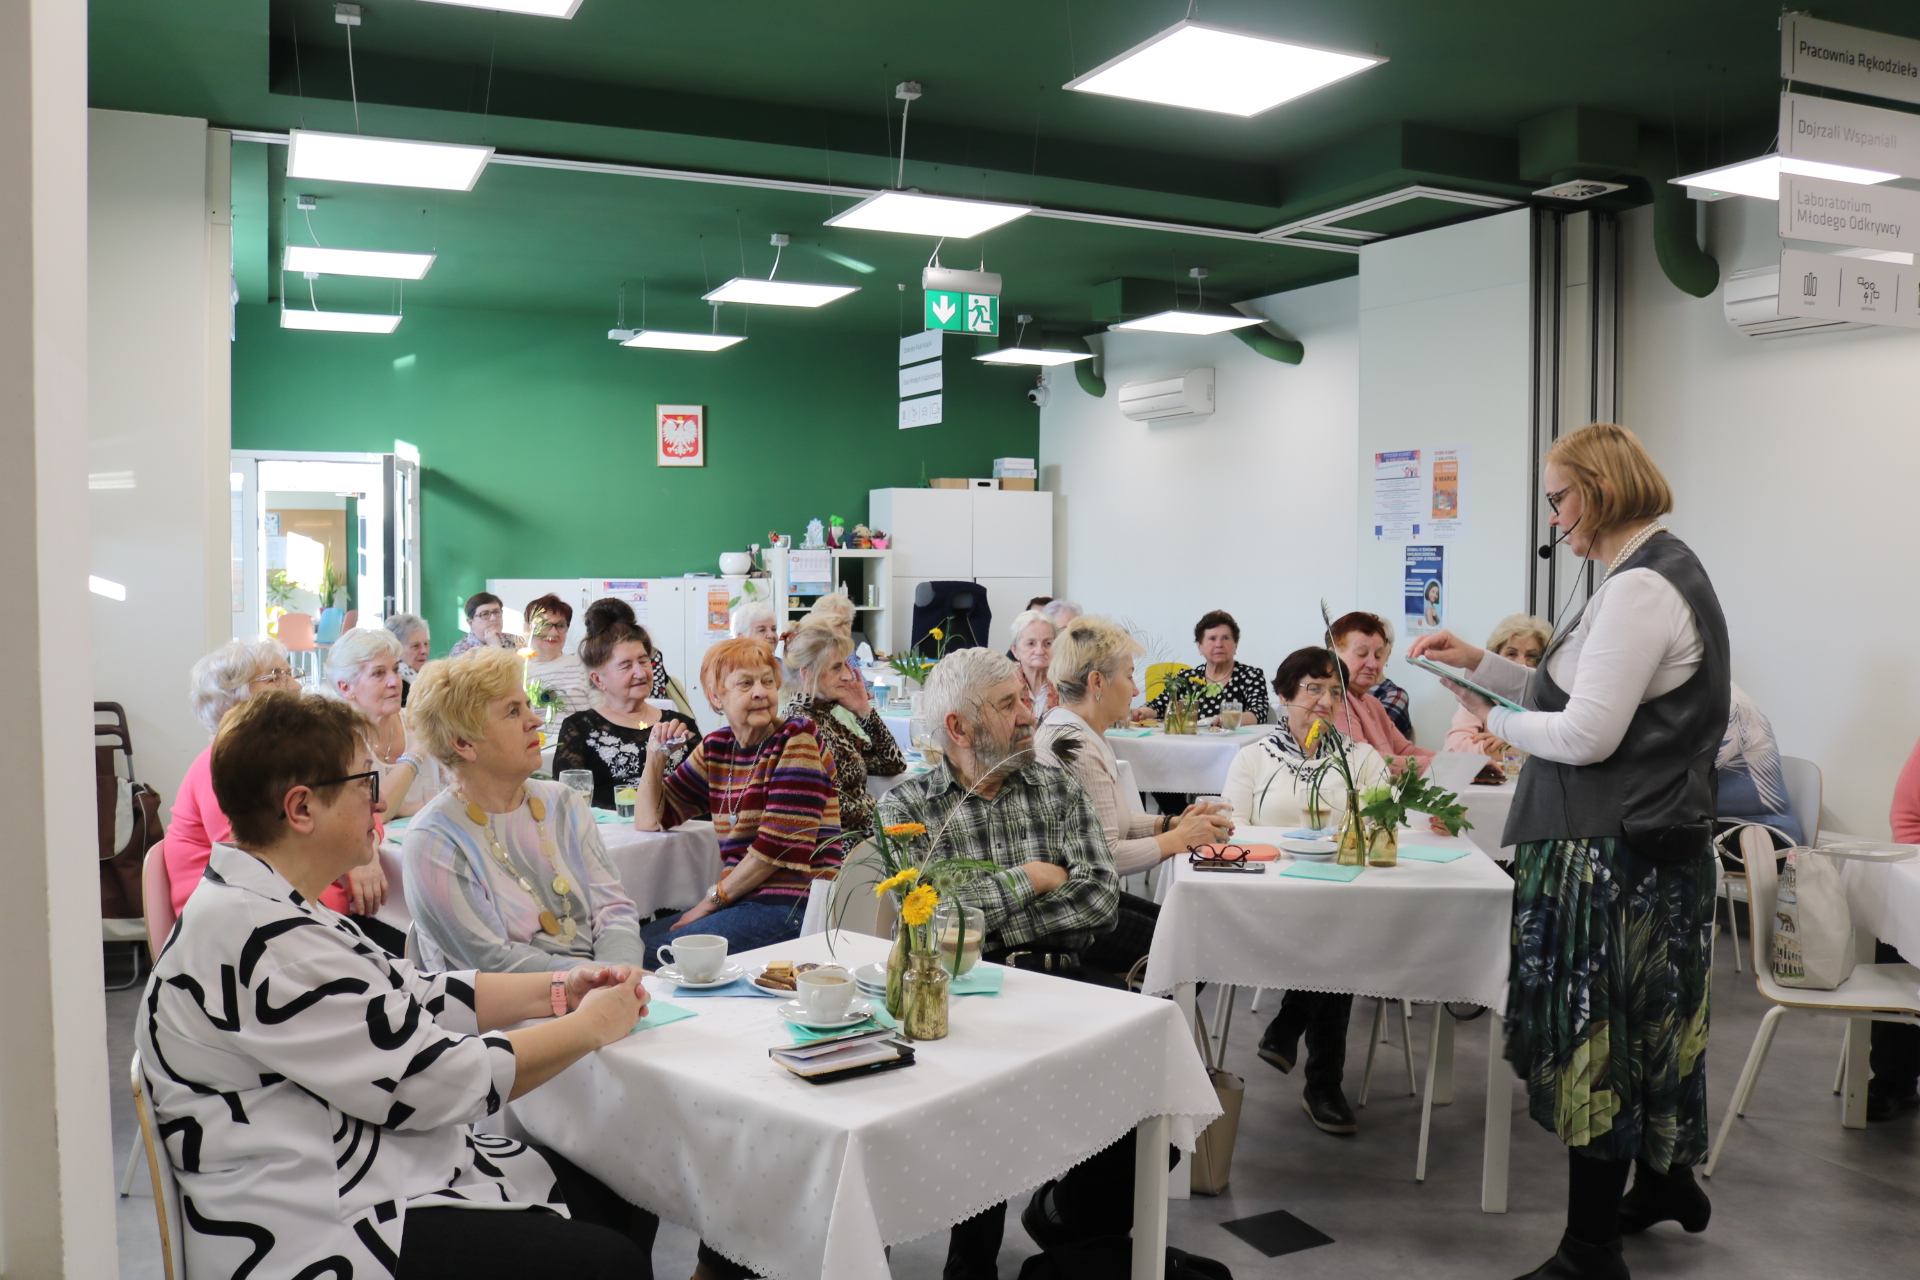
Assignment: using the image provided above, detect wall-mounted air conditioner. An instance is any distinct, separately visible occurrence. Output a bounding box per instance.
[1723,266,1864,339]
[1117,367,1214,421]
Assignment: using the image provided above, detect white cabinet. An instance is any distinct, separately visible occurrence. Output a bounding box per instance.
[869,487,1053,653]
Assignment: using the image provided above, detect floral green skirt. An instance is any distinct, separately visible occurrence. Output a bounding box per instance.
[1505,836,1716,1170]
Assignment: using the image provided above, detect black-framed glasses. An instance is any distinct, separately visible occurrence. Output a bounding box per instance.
[1545,485,1572,514]
[307,769,381,804]
[472,607,504,621]
[1188,843,1251,868]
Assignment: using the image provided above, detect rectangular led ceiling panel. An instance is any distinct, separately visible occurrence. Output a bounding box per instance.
[288,130,493,191]
[826,191,1031,238]
[975,349,1094,366]
[1674,155,1899,201]
[1112,311,1262,335]
[1066,20,1383,117]
[621,331,747,351]
[280,309,403,333]
[417,0,584,14]
[701,278,859,307]
[284,245,436,279]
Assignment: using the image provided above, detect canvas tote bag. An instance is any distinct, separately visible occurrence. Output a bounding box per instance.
[1187,1004,1244,1196]
[1771,841,1856,990]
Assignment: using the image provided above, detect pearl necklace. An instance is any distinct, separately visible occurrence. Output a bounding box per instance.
[458,787,579,943]
[1606,521,1666,576]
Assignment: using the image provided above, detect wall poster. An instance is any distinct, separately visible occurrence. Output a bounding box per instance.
[1405,545,1445,635]
[1372,446,1468,541]
[657,404,705,466]
[706,586,731,634]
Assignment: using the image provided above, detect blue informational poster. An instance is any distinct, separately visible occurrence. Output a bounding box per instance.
[1405,546,1445,635]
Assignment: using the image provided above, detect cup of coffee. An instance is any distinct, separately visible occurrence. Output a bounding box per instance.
[796,966,855,1021]
[657,934,728,982]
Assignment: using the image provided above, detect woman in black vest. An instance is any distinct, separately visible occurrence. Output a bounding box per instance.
[1410,423,1727,1280]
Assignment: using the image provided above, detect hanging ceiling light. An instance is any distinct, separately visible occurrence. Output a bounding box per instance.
[622,331,747,351]
[280,309,403,333]
[702,233,859,308]
[284,246,436,279]
[1112,310,1262,335]
[288,129,493,191]
[1672,154,1899,200]
[975,347,1093,366]
[1066,20,1384,117]
[826,190,1031,238]
[416,0,584,16]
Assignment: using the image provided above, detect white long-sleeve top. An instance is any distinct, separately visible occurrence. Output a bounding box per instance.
[1034,706,1165,875]
[1477,567,1702,767]
[1221,722,1389,828]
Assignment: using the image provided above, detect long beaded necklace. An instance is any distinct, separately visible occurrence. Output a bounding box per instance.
[1605,520,1667,577]
[459,787,579,943]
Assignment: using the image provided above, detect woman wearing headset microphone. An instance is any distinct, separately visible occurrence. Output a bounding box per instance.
[1409,423,1728,1280]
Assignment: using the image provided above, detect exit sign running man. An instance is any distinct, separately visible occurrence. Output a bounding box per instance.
[925,289,999,335]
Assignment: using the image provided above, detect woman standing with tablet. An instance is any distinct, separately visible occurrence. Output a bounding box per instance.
[1409,423,1728,1280]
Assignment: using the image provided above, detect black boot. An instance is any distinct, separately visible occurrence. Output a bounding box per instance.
[1297,993,1357,1134]
[1511,1231,1629,1280]
[1617,1162,1710,1235]
[1257,994,1310,1074]
[944,1202,1005,1280]
[1300,1082,1358,1134]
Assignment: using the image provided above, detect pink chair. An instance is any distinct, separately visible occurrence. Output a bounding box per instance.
[279,612,317,682]
[343,609,359,631]
[142,846,177,958]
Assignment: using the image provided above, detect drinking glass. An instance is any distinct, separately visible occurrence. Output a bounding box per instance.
[1219,700,1244,730]
[559,769,594,802]
[909,717,943,769]
[614,786,638,818]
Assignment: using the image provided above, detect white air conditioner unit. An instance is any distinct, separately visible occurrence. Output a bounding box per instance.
[1723,266,1863,339]
[1117,367,1214,421]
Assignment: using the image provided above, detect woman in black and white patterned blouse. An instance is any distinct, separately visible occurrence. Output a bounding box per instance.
[139,691,661,1280]
[1140,609,1272,723]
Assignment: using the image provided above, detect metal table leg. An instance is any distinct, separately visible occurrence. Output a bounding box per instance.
[1482,1010,1511,1212]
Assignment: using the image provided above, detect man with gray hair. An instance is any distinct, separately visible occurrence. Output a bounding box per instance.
[1040,599,1082,628]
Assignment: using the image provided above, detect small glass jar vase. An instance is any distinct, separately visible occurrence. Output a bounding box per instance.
[1335,800,1368,867]
[884,920,911,1018]
[932,899,982,977]
[1366,823,1399,867]
[1164,700,1199,735]
[901,952,950,1040]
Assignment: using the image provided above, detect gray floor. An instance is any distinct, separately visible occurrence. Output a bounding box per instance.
[111,927,1920,1280]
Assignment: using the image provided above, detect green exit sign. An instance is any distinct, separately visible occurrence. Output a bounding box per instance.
[925,289,998,335]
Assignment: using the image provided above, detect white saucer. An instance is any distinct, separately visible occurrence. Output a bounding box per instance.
[776,997,875,1029]
[1280,838,1337,862]
[658,962,744,989]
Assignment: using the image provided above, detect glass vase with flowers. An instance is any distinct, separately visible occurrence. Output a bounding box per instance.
[1160,669,1222,736]
[1356,759,1474,866]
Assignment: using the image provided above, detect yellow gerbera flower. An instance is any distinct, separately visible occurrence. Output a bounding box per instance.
[901,883,939,927]
[883,822,928,838]
[873,866,921,897]
[1303,719,1323,750]
[929,626,944,640]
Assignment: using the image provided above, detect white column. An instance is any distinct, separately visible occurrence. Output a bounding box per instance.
[0,0,120,1275]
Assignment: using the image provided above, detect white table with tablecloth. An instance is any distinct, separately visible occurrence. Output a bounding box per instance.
[1102,726,1272,795]
[508,930,1221,1280]
[1457,781,1517,861]
[1142,824,1516,1209]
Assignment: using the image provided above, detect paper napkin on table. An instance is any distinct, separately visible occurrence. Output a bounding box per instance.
[590,809,630,825]
[1280,862,1363,883]
[631,1000,698,1033]
[1397,845,1472,863]
[1280,827,1335,840]
[673,977,779,999]
[785,1006,900,1045]
[1104,727,1154,738]
[950,964,1004,996]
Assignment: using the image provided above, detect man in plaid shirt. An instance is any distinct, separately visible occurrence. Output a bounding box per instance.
[878,648,1119,962]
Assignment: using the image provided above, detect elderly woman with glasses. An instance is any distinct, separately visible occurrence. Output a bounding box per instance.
[385,611,432,705]
[783,618,904,835]
[449,592,524,658]
[160,638,300,915]
[402,647,646,975]
[1007,608,1059,717]
[522,593,594,721]
[328,627,449,822]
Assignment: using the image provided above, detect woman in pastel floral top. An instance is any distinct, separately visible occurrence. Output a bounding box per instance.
[448,592,526,658]
[784,619,904,835]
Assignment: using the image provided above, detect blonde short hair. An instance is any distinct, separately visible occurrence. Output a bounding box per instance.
[1486,614,1552,656]
[1048,616,1143,704]
[1008,610,1057,646]
[803,592,856,632]
[189,638,290,734]
[784,620,855,695]
[405,646,524,767]
[1547,422,1672,536]
[325,627,402,693]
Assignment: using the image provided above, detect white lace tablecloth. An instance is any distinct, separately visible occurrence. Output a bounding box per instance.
[1141,826,1512,1009]
[1457,782,1517,862]
[509,931,1220,1280]
[1841,851,1920,962]
[598,820,724,918]
[1105,727,1272,795]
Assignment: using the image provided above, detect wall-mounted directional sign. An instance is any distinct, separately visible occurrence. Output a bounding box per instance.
[925,289,999,334]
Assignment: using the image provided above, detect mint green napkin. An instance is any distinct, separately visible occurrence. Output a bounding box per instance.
[1397,845,1472,863]
[1280,861,1363,882]
[590,808,630,825]
[631,1000,698,1033]
[384,814,410,831]
[785,1005,900,1044]
[1104,727,1154,738]
[950,964,1004,996]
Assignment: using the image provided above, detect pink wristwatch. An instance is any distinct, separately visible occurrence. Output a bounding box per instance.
[550,972,569,1017]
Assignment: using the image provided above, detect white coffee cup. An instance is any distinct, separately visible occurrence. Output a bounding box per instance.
[796,966,855,1021]
[657,934,728,982]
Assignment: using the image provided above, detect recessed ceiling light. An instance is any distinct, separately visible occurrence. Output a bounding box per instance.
[701,279,859,307]
[974,348,1094,366]
[280,309,403,333]
[826,190,1032,238]
[416,0,584,16]
[1066,20,1383,117]
[288,129,493,191]
[1673,155,1899,201]
[1112,311,1263,335]
[284,245,436,279]
[621,330,747,351]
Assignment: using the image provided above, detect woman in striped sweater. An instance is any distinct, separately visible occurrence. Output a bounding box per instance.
[636,637,843,966]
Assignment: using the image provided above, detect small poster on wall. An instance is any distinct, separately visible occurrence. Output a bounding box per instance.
[1405,546,1445,635]
[707,587,731,635]
[658,404,705,466]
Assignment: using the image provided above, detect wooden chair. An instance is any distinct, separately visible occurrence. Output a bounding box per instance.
[121,848,176,1197]
[130,1049,187,1279]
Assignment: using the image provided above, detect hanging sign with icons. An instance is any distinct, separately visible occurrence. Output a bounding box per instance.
[1779,248,1920,329]
[924,289,999,334]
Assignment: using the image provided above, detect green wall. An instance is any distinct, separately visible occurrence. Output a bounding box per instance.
[232,303,1039,651]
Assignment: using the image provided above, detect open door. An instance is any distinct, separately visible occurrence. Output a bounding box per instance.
[384,443,421,619]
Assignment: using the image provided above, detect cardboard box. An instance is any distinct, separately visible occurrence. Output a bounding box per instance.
[998,477,1036,490]
[928,478,969,489]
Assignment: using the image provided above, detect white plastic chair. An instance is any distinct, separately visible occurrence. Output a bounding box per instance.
[1715,756,1823,973]
[1704,840,1920,1176]
[131,1049,188,1279]
[803,842,886,939]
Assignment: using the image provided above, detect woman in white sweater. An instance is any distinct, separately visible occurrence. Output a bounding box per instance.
[1222,647,1389,829]
[1035,616,1232,874]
